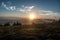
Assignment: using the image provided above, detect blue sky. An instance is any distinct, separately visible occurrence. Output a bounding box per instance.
[0,0,60,18]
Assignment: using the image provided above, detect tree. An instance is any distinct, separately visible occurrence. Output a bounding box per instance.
[0,24,2,26]
[13,21,21,26]
[4,22,10,26]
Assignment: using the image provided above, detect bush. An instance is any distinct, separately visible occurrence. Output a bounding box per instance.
[4,22,10,26]
[13,21,21,26]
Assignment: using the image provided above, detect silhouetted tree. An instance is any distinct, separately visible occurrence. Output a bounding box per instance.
[58,20,60,23]
[13,21,21,26]
[4,22,10,26]
[0,24,2,26]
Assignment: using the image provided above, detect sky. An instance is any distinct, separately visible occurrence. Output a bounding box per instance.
[0,0,60,19]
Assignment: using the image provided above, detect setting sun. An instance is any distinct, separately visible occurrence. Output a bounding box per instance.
[29,14,35,20]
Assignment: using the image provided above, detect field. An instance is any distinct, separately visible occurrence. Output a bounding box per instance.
[0,22,60,40]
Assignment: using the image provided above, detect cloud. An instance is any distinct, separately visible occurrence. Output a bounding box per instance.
[9,6,16,11]
[25,6,34,11]
[2,2,9,10]
[2,2,16,11]
[2,2,34,12]
[38,10,58,15]
[18,5,60,18]
[19,6,34,12]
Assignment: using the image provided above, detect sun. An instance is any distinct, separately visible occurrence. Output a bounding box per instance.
[29,14,35,20]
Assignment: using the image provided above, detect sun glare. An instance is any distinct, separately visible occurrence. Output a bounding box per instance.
[29,14,35,20]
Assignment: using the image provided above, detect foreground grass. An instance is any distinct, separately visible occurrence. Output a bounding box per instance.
[0,23,60,40]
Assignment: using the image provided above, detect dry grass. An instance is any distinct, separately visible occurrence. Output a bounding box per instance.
[0,22,60,40]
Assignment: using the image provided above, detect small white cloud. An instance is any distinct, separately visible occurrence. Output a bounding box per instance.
[29,6,34,9]
[25,6,34,11]
[19,6,35,12]
[2,2,16,11]
[2,2,34,12]
[2,2,10,10]
[38,10,60,18]
[2,2,6,7]
[9,6,16,11]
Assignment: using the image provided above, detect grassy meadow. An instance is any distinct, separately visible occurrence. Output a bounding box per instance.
[0,21,60,40]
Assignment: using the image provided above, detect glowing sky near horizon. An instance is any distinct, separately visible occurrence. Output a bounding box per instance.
[0,0,60,19]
